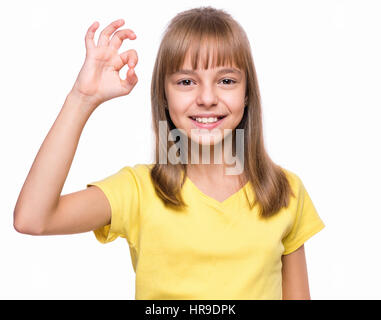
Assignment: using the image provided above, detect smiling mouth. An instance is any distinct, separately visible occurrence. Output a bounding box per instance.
[188,115,227,123]
[188,115,227,129]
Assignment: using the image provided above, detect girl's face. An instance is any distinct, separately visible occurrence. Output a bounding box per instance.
[164,53,247,146]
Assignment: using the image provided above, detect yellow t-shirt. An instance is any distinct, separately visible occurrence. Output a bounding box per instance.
[87,164,325,300]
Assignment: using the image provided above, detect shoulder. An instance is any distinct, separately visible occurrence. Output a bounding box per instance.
[118,163,153,176]
[278,166,306,205]
[279,167,320,220]
[280,167,303,191]
[117,163,155,189]
[122,163,163,208]
[129,163,154,179]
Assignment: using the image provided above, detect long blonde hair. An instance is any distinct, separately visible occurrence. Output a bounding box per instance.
[150,6,294,218]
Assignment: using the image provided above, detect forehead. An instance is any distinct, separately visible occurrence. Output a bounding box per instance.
[168,43,242,77]
[183,46,236,67]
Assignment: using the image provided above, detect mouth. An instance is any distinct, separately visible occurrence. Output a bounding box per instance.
[188,115,227,129]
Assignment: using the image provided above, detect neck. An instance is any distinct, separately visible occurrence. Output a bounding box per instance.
[185,136,245,185]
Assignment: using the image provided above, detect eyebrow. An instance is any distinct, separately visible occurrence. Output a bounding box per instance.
[172,68,242,76]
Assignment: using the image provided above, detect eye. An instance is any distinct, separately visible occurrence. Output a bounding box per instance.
[177,79,194,86]
[221,78,236,85]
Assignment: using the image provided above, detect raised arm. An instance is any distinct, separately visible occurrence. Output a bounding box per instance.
[13,19,138,235]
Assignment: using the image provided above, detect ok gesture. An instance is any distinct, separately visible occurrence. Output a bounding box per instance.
[71,19,138,108]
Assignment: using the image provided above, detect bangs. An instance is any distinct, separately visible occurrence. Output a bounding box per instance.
[163,15,247,75]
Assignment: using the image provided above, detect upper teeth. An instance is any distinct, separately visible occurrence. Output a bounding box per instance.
[194,117,219,123]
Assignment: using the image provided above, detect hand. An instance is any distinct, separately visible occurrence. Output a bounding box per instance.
[70,19,138,107]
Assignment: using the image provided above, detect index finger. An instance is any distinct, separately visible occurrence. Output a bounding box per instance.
[85,21,99,51]
[110,29,136,50]
[97,19,125,47]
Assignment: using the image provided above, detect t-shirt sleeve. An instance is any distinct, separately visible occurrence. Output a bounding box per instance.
[86,166,140,247]
[282,176,325,255]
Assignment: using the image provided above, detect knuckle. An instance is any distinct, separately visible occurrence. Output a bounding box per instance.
[114,30,126,37]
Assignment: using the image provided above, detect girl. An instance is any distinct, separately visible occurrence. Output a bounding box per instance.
[14,6,325,300]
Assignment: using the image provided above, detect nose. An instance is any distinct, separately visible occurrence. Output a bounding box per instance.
[196,83,218,107]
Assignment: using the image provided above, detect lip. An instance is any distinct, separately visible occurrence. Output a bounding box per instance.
[189,116,226,130]
[189,113,227,118]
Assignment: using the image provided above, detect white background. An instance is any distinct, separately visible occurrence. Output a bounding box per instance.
[1,0,380,299]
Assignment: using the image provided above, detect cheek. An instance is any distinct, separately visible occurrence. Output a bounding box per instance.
[167,103,190,131]
[224,96,245,121]
[224,93,245,110]
[167,95,193,123]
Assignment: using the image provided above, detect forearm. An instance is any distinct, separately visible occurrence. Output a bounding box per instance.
[13,91,97,233]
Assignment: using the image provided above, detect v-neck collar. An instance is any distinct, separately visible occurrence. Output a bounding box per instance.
[184,176,252,210]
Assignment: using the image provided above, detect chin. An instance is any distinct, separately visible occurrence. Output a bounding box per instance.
[188,130,225,146]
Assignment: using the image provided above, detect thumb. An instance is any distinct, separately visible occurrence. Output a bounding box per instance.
[120,67,138,93]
